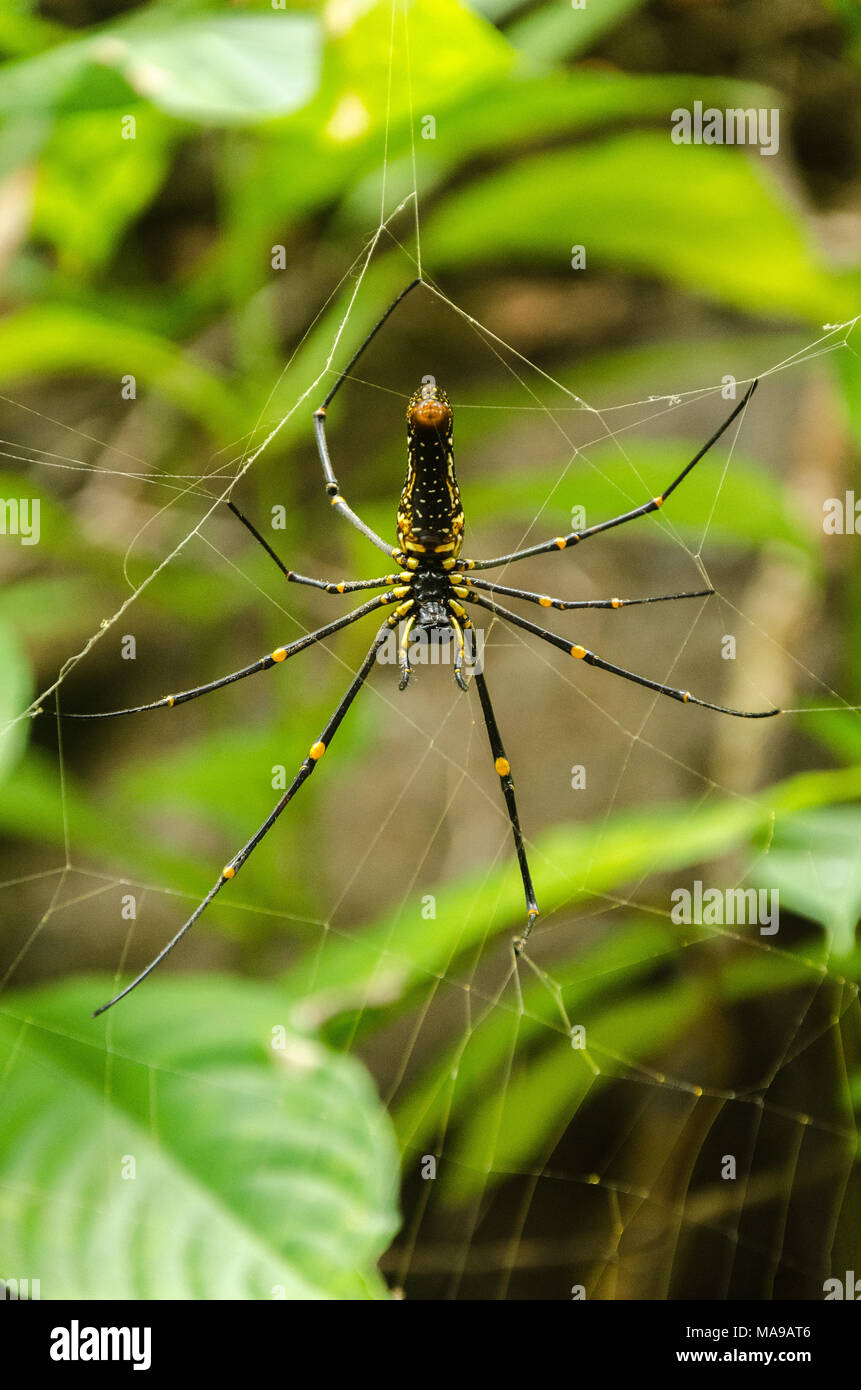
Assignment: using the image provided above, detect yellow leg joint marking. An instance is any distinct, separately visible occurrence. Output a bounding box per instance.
[393,586,411,598]
[527,907,539,919]
[330,494,345,506]
[167,695,175,707]
[449,601,467,619]
[310,741,326,760]
[336,582,346,593]
[571,644,587,659]
[653,495,664,508]
[272,647,287,662]
[611,598,621,609]
[452,585,469,598]
[682,690,691,703]
[407,557,419,570]
[222,864,236,879]
[539,596,552,607]
[495,756,510,776]
[442,557,455,570]
[554,537,567,549]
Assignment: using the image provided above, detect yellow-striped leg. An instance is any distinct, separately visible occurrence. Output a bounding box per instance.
[467,591,780,718]
[92,616,399,1017]
[457,381,758,574]
[473,668,539,951]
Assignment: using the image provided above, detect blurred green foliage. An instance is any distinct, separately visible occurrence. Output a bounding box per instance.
[0,0,859,1299]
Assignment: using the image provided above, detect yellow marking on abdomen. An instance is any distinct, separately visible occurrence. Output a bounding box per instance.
[495,757,510,776]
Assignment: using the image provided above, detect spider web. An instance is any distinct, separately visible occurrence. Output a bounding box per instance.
[1,0,860,1303]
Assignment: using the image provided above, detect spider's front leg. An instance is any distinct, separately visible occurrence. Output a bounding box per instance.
[312,279,423,565]
[226,500,399,594]
[457,380,758,574]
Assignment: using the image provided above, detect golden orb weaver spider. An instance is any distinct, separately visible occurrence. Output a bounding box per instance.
[46,278,780,1016]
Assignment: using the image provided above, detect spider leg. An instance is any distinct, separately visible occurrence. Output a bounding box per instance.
[466,591,780,719]
[43,591,405,720]
[472,664,539,950]
[226,499,399,594]
[458,576,715,612]
[92,615,398,1016]
[313,278,422,562]
[458,380,758,573]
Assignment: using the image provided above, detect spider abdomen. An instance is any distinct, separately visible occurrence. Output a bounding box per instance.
[398,382,464,561]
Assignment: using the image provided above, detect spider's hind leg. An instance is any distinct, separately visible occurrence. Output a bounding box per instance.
[473,667,539,951]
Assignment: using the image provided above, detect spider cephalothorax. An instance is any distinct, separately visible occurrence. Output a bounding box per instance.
[56,277,778,1017]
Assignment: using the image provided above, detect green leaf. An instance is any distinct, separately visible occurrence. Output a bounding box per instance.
[0,12,322,125]
[752,807,861,957]
[33,109,175,272]
[508,0,647,62]
[284,764,861,1018]
[798,701,861,766]
[0,614,31,784]
[424,132,851,322]
[0,306,250,444]
[0,976,399,1298]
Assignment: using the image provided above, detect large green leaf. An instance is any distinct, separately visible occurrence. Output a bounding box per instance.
[0,306,250,444]
[751,807,861,957]
[425,132,851,321]
[508,0,647,62]
[0,976,399,1298]
[33,109,175,273]
[283,764,861,1017]
[0,615,31,784]
[0,11,322,124]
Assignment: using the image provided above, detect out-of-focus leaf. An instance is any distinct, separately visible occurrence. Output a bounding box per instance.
[0,306,250,443]
[425,133,851,321]
[0,614,31,783]
[509,0,647,62]
[33,109,174,272]
[799,702,861,766]
[316,0,514,142]
[0,976,399,1298]
[284,764,861,1017]
[0,12,322,124]
[752,807,861,957]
